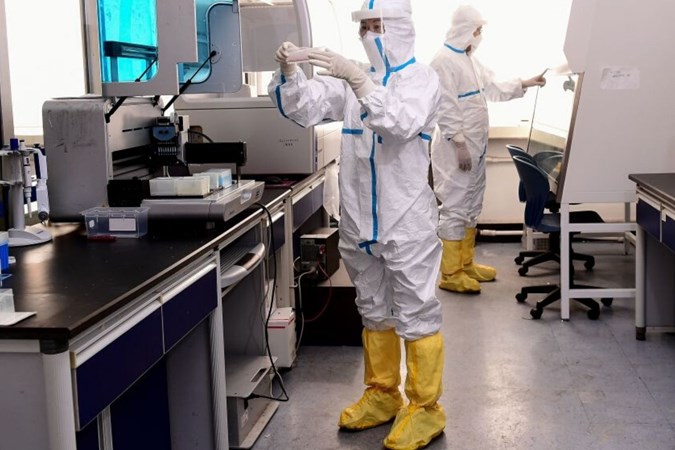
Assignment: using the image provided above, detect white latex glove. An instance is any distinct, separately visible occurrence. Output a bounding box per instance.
[521,71,547,88]
[452,139,472,172]
[308,49,376,98]
[275,42,299,76]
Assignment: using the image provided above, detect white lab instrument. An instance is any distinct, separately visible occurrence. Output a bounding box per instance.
[43,97,264,222]
[175,0,343,175]
[43,0,265,223]
[0,144,51,247]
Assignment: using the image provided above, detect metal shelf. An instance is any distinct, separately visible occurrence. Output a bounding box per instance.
[225,354,276,399]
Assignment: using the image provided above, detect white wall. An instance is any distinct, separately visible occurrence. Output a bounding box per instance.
[330,0,572,126]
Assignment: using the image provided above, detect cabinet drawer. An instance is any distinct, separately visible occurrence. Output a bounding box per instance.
[73,304,164,429]
[663,210,675,254]
[161,264,218,351]
[293,184,324,230]
[637,198,661,240]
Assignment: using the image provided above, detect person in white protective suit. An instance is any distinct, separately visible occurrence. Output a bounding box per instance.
[269,1,445,448]
[431,5,546,294]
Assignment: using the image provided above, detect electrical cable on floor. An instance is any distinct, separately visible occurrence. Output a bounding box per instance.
[250,202,289,403]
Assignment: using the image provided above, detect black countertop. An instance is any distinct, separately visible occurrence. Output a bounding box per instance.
[0,186,294,342]
[629,173,675,206]
[1,223,222,341]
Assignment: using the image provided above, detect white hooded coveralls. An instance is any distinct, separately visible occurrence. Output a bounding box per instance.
[269,0,442,341]
[431,6,525,241]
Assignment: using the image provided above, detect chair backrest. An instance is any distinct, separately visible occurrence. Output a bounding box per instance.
[532,150,563,167]
[511,154,551,229]
[533,150,564,179]
[506,145,532,202]
[506,144,530,160]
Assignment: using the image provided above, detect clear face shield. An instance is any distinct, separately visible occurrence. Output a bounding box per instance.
[351,4,410,79]
[359,18,387,73]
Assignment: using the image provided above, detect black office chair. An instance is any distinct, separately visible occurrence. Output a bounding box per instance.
[506,145,595,276]
[510,154,611,320]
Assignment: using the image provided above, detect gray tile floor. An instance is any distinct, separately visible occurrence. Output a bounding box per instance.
[252,241,675,450]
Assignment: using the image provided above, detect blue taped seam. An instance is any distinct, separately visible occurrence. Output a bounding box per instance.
[274,74,288,118]
[360,111,368,120]
[358,239,378,248]
[342,128,364,135]
[458,90,480,99]
[390,57,416,72]
[419,132,431,141]
[444,43,465,54]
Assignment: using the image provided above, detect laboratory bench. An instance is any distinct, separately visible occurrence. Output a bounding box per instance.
[630,173,675,340]
[0,167,329,450]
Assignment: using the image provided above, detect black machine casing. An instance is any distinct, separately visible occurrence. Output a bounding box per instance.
[300,227,339,280]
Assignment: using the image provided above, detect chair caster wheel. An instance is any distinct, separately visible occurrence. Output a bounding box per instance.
[584,261,595,271]
[514,256,524,265]
[601,298,613,307]
[516,293,527,303]
[587,308,600,320]
[518,266,528,276]
[530,308,543,319]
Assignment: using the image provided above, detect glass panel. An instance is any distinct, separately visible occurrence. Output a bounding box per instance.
[179,0,232,84]
[527,72,580,193]
[98,0,159,83]
[527,73,579,155]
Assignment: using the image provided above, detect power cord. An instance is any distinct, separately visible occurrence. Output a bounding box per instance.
[294,263,334,352]
[305,264,333,323]
[294,269,315,353]
[249,202,289,403]
[188,129,215,143]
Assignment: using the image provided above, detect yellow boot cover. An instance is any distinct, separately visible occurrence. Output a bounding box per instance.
[438,239,480,293]
[384,333,446,450]
[462,227,496,282]
[339,328,404,430]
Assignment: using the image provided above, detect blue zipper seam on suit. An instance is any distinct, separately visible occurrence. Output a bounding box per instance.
[458,89,480,99]
[369,132,379,244]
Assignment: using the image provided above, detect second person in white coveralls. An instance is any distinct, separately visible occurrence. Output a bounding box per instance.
[269,1,444,449]
[431,5,546,294]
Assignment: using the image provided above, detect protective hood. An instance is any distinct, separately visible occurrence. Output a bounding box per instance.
[353,0,416,73]
[444,5,486,52]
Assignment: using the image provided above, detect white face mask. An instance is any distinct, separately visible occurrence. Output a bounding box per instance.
[469,34,482,53]
[361,31,387,74]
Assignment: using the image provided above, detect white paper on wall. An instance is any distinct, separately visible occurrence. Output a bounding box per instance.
[600,67,640,90]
